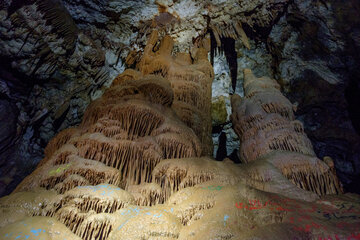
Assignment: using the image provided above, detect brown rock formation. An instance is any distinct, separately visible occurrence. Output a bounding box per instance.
[15,67,202,195]
[209,20,250,49]
[137,30,214,156]
[231,69,343,195]
[0,55,205,238]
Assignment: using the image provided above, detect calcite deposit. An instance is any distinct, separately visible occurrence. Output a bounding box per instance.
[1,34,359,240]
[136,30,214,155]
[231,69,343,196]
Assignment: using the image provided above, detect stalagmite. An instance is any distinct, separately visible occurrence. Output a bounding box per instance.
[231,69,343,195]
[137,30,214,156]
[0,34,205,238]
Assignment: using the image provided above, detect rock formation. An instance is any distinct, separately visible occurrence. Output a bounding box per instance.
[136,30,214,155]
[1,35,360,240]
[231,69,343,196]
[0,35,203,239]
[0,0,110,196]
[15,66,202,195]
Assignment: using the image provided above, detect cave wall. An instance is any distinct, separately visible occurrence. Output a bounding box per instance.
[267,0,360,193]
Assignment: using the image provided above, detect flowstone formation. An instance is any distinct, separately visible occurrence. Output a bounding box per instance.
[231,69,343,196]
[1,36,360,240]
[135,30,214,156]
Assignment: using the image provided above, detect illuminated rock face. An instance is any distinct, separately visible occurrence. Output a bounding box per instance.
[231,69,343,195]
[14,67,202,195]
[137,31,214,156]
[0,35,360,240]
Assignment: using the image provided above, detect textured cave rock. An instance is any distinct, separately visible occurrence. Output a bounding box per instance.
[135,31,214,155]
[267,0,360,193]
[0,99,18,196]
[231,69,342,196]
[0,0,113,196]
[1,34,360,240]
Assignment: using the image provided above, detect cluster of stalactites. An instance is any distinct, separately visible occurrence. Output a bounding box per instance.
[135,30,214,156]
[209,20,250,49]
[231,69,343,195]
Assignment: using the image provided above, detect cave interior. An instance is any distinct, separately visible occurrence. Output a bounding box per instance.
[0,0,360,239]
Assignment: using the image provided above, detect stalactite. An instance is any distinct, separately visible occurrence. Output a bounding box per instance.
[76,214,114,240]
[52,184,134,214]
[111,71,174,107]
[74,134,163,187]
[41,128,79,165]
[34,0,78,52]
[210,20,250,50]
[15,153,124,194]
[53,174,89,194]
[7,0,79,78]
[269,152,343,195]
[55,207,87,232]
[41,184,135,239]
[178,202,215,226]
[152,157,241,201]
